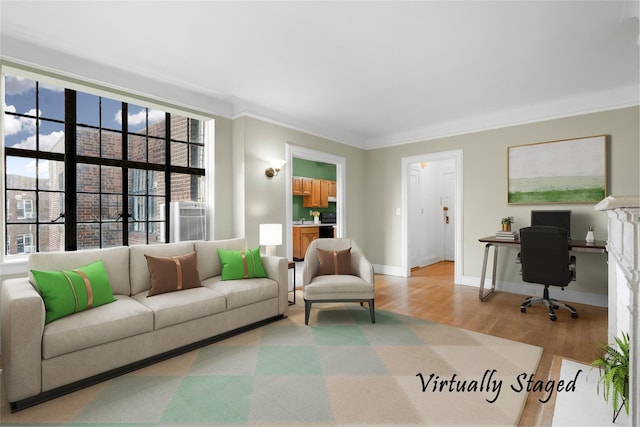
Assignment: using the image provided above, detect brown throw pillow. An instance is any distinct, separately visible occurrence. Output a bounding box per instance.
[317,247,352,275]
[145,252,202,296]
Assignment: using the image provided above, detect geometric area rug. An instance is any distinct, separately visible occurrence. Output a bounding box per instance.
[1,303,542,426]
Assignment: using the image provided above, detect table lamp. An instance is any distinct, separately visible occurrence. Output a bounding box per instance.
[259,223,282,256]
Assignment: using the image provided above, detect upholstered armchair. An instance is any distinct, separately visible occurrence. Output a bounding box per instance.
[302,238,375,325]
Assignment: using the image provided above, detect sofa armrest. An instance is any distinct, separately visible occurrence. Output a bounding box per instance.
[1,277,45,403]
[261,255,289,314]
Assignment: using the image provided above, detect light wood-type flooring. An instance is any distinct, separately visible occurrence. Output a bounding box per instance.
[374,261,608,426]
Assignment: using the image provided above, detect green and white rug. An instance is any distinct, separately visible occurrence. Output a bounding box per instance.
[1,304,543,426]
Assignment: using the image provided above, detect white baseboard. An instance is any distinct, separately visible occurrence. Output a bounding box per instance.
[373,264,406,277]
[459,275,608,307]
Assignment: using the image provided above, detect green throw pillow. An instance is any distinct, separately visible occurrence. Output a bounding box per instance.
[31,260,117,324]
[217,247,267,280]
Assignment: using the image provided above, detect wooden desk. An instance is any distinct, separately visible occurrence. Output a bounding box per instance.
[477,236,607,301]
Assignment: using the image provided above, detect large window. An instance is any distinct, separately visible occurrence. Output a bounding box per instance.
[3,74,207,255]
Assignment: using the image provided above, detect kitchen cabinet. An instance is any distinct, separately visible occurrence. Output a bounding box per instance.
[292,226,319,260]
[292,176,312,196]
[303,179,330,208]
[328,180,336,198]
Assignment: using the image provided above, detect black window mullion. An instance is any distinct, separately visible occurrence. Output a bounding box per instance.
[164,113,171,242]
[64,89,77,251]
[121,103,129,245]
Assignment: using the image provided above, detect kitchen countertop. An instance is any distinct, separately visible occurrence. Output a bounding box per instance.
[292,223,335,227]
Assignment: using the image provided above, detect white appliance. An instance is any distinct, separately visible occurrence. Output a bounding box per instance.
[169,201,206,242]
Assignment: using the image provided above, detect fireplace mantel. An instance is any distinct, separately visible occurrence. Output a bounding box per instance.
[595,195,639,427]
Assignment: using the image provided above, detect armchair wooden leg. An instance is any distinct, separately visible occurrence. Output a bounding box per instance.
[304,300,312,325]
[369,299,375,323]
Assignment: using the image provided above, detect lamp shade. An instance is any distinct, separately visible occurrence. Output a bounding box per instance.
[259,223,282,246]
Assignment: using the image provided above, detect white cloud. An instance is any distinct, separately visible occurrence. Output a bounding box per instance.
[4,75,36,95]
[3,105,38,136]
[13,131,64,151]
[114,108,165,127]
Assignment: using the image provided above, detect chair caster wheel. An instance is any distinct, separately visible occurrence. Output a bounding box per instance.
[520,307,526,313]
[550,315,557,321]
[571,313,578,319]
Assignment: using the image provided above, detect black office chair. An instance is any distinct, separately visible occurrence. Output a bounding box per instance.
[518,226,578,321]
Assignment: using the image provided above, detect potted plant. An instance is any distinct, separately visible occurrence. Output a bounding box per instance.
[591,332,630,423]
[501,216,514,232]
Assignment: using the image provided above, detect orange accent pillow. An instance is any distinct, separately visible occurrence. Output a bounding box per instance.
[317,247,352,275]
[145,252,202,296]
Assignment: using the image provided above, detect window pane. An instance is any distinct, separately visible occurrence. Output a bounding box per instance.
[39,120,65,153]
[149,196,165,220]
[171,141,188,167]
[39,191,64,223]
[127,104,147,134]
[148,136,165,164]
[77,92,99,127]
[4,116,36,149]
[171,173,203,202]
[101,223,122,248]
[128,222,147,246]
[101,194,122,221]
[189,118,204,143]
[77,163,100,192]
[101,97,122,131]
[101,129,122,160]
[4,75,36,115]
[128,134,146,162]
[101,166,122,194]
[77,193,99,222]
[6,191,36,221]
[170,115,189,141]
[39,83,65,121]
[148,171,164,194]
[190,144,204,168]
[77,126,100,157]
[78,223,100,250]
[6,224,36,255]
[5,157,36,189]
[39,224,64,252]
[148,110,165,138]
[39,159,65,190]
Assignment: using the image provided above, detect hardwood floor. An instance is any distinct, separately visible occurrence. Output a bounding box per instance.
[374,261,608,426]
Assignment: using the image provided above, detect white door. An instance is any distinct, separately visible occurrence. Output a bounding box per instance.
[443,171,455,261]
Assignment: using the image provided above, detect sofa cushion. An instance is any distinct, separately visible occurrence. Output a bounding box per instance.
[129,242,195,295]
[317,247,352,276]
[133,287,226,330]
[42,295,154,359]
[218,247,267,280]
[202,276,278,310]
[32,260,117,324]
[194,238,247,280]
[28,246,131,295]
[145,252,202,296]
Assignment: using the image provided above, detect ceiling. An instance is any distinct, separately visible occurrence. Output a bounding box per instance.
[1,1,638,149]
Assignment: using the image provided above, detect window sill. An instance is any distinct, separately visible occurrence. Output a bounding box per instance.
[0,257,29,277]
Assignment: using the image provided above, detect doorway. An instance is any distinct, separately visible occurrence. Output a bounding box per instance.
[285,144,346,262]
[401,150,463,282]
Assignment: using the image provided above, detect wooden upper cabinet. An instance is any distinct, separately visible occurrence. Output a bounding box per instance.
[302,178,334,208]
[292,176,302,195]
[328,180,337,198]
[293,176,313,196]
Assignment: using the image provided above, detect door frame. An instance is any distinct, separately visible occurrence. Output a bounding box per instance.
[285,144,347,261]
[400,149,463,281]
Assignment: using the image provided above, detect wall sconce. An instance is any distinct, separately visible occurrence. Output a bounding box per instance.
[259,223,282,256]
[265,159,286,178]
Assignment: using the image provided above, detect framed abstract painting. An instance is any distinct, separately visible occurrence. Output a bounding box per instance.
[508,135,607,204]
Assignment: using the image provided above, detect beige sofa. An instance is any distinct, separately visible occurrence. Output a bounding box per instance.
[1,238,288,411]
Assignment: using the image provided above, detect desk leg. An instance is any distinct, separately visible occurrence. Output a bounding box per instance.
[479,243,498,301]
